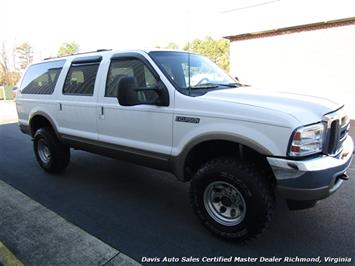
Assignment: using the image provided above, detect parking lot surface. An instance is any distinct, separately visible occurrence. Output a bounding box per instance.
[0,114,354,264]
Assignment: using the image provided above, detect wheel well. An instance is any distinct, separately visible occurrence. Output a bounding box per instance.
[183,140,274,182]
[30,115,53,137]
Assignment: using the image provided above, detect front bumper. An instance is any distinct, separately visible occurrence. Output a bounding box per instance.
[267,137,354,201]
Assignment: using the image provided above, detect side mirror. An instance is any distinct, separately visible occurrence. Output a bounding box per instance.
[117,77,169,107]
[117,77,139,106]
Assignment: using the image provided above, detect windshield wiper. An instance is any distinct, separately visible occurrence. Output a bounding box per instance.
[191,82,239,89]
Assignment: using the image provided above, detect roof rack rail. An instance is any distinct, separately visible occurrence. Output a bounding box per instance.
[44,49,112,60]
[96,49,112,52]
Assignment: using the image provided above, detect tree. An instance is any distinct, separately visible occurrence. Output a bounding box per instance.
[57,42,79,56]
[183,36,230,72]
[166,42,179,49]
[0,42,10,85]
[0,42,21,86]
[155,42,180,49]
[16,42,33,70]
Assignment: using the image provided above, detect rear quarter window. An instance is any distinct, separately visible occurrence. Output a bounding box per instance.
[21,60,65,95]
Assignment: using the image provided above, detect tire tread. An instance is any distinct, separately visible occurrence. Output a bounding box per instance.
[190,157,275,242]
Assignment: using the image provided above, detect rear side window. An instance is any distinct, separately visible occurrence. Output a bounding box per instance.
[63,63,100,96]
[21,60,65,94]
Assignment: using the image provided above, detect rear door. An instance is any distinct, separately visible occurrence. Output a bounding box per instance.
[56,56,102,140]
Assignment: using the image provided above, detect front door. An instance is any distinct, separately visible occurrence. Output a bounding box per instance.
[97,53,174,161]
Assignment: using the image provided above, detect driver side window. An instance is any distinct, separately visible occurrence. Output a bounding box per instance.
[105,58,158,104]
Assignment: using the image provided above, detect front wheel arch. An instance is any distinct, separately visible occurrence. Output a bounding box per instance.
[173,137,274,182]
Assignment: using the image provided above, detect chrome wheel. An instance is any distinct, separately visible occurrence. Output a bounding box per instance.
[37,139,51,164]
[203,181,246,226]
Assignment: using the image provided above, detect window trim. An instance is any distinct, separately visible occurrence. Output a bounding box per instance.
[110,52,160,80]
[72,55,102,64]
[62,58,101,96]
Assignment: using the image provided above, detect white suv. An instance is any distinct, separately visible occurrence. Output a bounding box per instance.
[16,49,353,241]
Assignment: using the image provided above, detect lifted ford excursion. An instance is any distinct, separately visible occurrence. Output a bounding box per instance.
[16,49,353,241]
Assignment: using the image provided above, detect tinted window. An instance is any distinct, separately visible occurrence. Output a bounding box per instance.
[63,63,99,95]
[105,58,158,98]
[21,60,65,94]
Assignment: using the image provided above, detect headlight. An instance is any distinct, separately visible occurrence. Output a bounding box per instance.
[288,123,325,157]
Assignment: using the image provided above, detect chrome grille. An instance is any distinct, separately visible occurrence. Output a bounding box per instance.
[323,109,350,156]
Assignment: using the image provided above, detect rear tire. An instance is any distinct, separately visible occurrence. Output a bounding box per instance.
[190,158,275,241]
[33,128,70,173]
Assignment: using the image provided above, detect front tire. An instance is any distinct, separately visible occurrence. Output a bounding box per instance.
[190,158,275,241]
[33,128,70,173]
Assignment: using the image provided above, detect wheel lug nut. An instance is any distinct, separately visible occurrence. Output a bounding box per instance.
[220,206,226,213]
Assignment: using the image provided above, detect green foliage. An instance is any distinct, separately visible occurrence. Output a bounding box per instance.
[156,37,230,72]
[155,42,179,49]
[183,36,230,72]
[58,42,79,57]
[16,42,33,70]
[166,42,179,49]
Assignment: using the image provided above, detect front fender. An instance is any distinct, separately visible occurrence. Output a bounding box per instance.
[170,120,293,181]
[172,121,291,157]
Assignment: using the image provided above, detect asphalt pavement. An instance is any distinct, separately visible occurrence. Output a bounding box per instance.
[0,121,354,265]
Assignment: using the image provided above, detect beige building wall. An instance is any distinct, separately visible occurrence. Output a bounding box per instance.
[229,25,355,118]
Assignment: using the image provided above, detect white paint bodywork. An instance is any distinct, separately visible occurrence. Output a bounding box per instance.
[16,49,343,158]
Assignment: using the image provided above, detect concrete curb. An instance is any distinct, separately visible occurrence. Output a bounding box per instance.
[0,120,18,126]
[0,241,23,266]
[0,180,141,266]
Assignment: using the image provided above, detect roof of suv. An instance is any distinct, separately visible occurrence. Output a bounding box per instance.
[43,48,188,62]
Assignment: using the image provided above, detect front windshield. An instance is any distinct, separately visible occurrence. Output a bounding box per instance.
[149,51,237,90]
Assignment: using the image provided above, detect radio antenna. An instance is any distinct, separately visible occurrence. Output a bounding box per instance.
[187,9,191,96]
[188,44,191,95]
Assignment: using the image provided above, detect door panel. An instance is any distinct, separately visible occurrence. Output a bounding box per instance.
[56,57,102,140]
[57,99,98,140]
[98,103,173,154]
